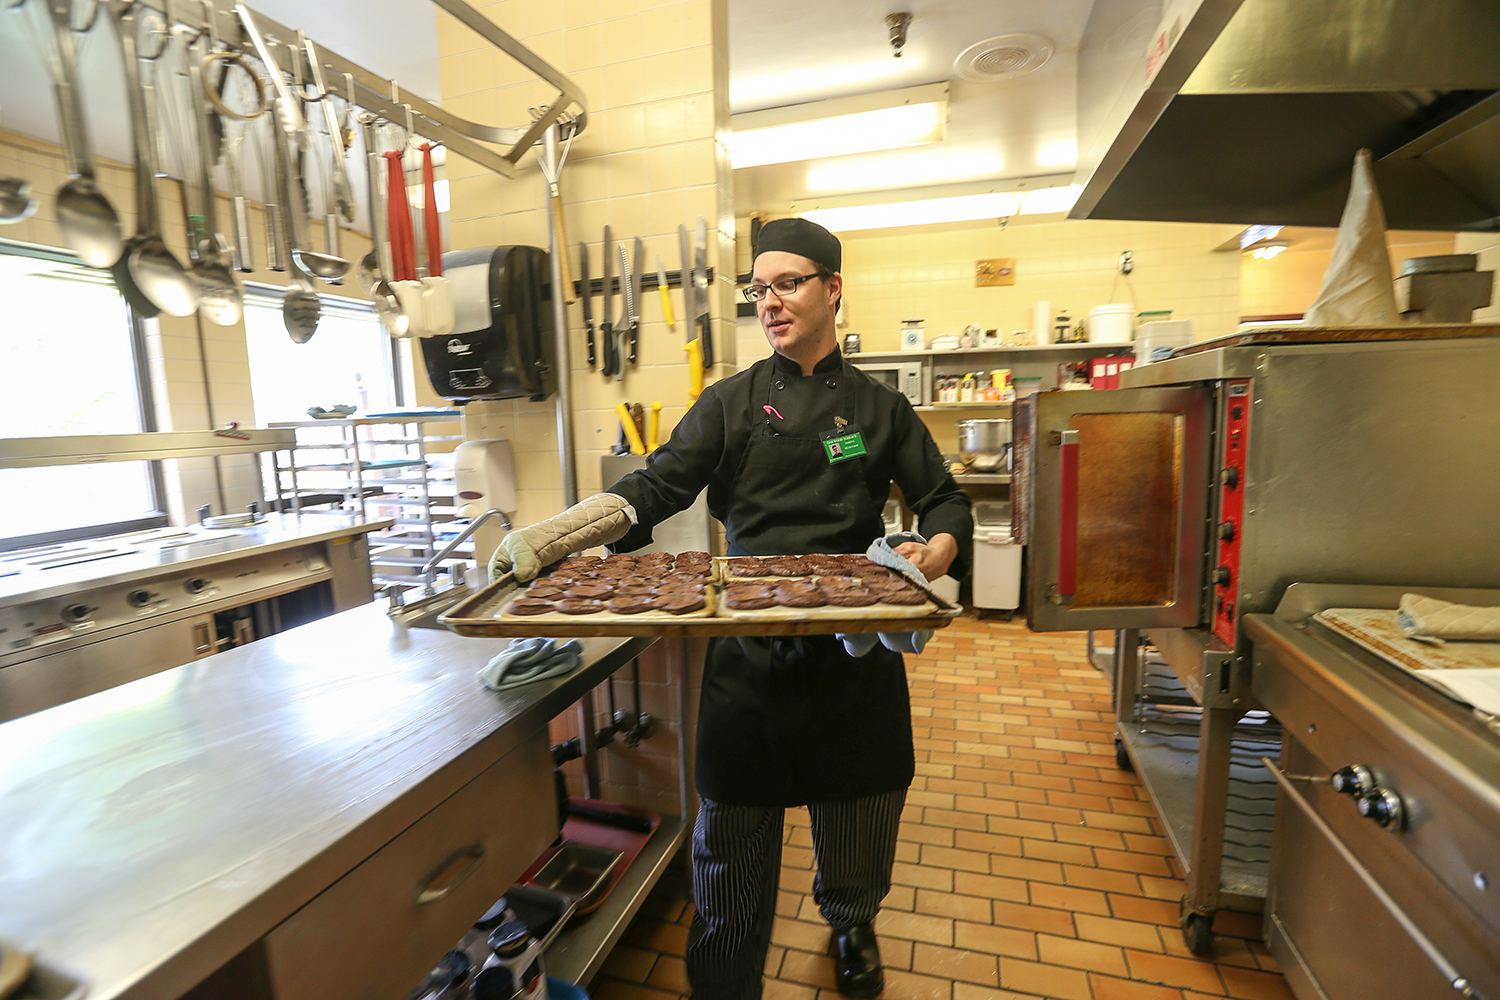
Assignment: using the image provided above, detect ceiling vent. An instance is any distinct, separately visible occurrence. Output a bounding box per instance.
[954,33,1054,83]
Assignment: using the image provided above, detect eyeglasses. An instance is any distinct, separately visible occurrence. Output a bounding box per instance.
[743,273,824,303]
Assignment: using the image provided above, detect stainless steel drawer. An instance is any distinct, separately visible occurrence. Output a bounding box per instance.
[261,727,557,1000]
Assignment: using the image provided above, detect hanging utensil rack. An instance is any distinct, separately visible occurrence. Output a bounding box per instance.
[116,0,587,176]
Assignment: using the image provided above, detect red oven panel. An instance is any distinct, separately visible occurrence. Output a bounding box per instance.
[1213,379,1251,645]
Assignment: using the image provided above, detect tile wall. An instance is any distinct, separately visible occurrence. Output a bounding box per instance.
[439,0,736,530]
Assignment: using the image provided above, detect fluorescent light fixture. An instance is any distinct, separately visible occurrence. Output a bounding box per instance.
[806,149,1005,192]
[791,177,1081,233]
[729,84,949,169]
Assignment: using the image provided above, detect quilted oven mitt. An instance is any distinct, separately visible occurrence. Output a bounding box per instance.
[1399,593,1500,644]
[489,493,637,582]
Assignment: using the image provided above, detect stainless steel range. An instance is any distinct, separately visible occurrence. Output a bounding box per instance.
[1248,584,1500,1000]
[0,514,387,722]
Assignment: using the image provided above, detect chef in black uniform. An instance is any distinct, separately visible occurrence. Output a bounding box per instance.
[491,218,971,1000]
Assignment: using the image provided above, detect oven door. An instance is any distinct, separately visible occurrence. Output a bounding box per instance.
[1016,386,1213,631]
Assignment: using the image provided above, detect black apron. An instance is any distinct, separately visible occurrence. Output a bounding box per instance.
[695,374,915,807]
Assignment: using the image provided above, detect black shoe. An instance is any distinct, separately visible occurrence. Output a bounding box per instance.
[832,923,884,999]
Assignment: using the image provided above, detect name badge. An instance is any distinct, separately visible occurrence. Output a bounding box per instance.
[821,426,868,464]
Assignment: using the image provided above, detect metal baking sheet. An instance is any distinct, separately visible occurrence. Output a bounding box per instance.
[1316,608,1500,672]
[439,564,962,638]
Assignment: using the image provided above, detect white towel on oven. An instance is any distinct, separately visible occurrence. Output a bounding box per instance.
[1399,594,1500,644]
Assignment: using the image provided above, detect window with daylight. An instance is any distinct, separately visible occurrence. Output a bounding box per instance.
[0,245,161,548]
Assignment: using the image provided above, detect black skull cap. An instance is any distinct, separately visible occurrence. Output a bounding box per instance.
[755,217,841,273]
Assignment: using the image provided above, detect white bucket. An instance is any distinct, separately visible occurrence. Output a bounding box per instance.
[1088,303,1134,343]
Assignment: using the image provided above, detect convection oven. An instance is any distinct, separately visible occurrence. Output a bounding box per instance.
[1012,325,1500,957]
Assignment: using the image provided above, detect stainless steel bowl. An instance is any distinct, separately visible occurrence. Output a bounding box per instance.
[958,418,1012,473]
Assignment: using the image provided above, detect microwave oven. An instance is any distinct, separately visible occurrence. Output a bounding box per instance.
[855,360,928,406]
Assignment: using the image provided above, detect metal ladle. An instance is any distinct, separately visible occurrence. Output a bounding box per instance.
[179,14,241,325]
[233,6,348,282]
[37,0,123,266]
[103,0,198,317]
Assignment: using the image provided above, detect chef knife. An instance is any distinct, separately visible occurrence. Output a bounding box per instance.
[579,242,595,369]
[600,225,616,377]
[694,215,712,367]
[678,224,694,342]
[615,242,632,381]
[656,257,675,330]
[629,236,646,364]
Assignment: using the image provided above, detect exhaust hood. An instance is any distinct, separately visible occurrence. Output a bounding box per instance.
[1071,0,1500,231]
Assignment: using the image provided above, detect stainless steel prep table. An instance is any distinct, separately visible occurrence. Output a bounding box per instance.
[0,601,665,1000]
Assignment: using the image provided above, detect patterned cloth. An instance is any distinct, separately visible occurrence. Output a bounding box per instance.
[838,532,935,657]
[477,637,583,690]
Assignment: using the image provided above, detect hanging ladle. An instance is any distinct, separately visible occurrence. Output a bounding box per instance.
[233,5,347,281]
[176,8,241,325]
[36,0,123,266]
[103,0,198,316]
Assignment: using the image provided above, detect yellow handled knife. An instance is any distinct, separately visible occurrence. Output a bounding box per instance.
[657,257,674,329]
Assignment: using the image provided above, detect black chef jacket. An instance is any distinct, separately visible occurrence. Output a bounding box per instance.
[608,348,972,805]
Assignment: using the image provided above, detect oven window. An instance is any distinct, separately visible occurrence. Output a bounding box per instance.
[0,247,160,548]
[1070,411,1182,607]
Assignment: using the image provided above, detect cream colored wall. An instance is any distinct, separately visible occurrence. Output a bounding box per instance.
[438,0,734,533]
[822,218,1245,353]
[1240,230,1457,319]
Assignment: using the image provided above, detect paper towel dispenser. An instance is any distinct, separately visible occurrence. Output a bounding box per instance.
[422,246,556,402]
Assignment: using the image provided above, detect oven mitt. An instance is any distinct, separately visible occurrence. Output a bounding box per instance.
[489,493,637,583]
[1398,593,1500,645]
[478,637,584,691]
[839,531,934,657]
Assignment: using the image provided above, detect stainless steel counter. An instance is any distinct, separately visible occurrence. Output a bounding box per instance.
[0,602,653,1000]
[0,513,395,608]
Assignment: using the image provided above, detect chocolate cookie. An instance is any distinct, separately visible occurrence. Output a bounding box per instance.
[653,593,706,614]
[606,596,655,614]
[662,570,706,584]
[505,598,554,616]
[565,583,614,599]
[816,576,864,591]
[729,557,773,577]
[553,598,603,615]
[824,589,877,606]
[525,581,567,597]
[877,589,928,605]
[774,586,827,607]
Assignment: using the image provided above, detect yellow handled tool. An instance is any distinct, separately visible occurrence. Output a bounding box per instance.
[686,339,703,403]
[648,401,662,450]
[657,257,674,329]
[616,402,646,454]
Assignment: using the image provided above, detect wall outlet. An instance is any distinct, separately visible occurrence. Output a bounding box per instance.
[1119,250,1134,274]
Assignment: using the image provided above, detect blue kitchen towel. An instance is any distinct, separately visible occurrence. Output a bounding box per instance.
[838,532,934,657]
[478,637,583,691]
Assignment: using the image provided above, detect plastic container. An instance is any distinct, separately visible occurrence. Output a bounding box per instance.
[1135,319,1194,363]
[1087,304,1134,343]
[972,505,1020,610]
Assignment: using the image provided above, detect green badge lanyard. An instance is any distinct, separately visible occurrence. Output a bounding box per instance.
[821,416,867,464]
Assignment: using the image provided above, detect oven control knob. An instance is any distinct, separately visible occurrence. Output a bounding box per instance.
[1358,787,1405,830]
[1331,764,1374,796]
[61,603,93,624]
[1218,521,1235,542]
[1220,466,1239,488]
[126,589,157,608]
[184,577,209,594]
[1212,566,1232,587]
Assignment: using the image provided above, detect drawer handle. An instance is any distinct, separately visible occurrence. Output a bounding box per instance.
[416,844,485,904]
[1262,758,1487,1000]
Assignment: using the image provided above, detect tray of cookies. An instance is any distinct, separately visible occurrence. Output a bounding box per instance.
[439,551,962,638]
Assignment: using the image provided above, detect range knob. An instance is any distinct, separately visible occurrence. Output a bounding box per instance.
[126,589,157,608]
[1220,466,1239,488]
[184,577,209,594]
[1358,787,1405,830]
[61,603,93,624]
[1212,565,1232,587]
[1218,521,1236,542]
[1331,764,1375,797]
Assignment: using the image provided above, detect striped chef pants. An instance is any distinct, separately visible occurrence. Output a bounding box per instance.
[685,788,906,1000]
